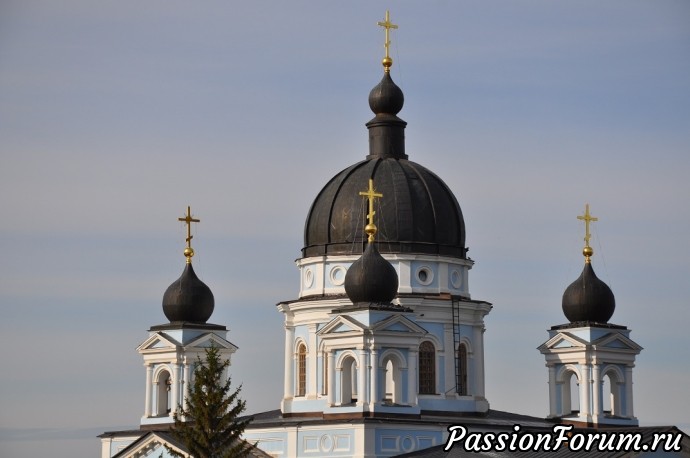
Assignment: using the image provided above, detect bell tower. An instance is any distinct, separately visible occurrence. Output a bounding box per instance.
[137,207,237,427]
[538,205,642,426]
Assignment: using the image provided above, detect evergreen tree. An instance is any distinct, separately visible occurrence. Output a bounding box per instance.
[168,345,254,458]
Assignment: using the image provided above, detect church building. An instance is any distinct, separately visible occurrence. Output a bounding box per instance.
[99,12,689,458]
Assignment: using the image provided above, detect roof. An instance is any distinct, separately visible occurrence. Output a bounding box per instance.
[102,427,272,458]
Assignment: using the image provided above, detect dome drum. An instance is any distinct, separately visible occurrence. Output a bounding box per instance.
[366,115,407,160]
[297,254,472,299]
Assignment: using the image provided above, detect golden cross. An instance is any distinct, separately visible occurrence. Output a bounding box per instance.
[377,10,398,72]
[178,206,200,262]
[577,203,598,248]
[359,179,383,242]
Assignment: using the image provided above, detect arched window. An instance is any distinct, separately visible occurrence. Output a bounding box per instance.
[457,343,468,395]
[156,370,172,416]
[602,368,623,416]
[340,355,357,405]
[382,354,403,405]
[297,343,306,397]
[419,341,436,394]
[556,366,581,416]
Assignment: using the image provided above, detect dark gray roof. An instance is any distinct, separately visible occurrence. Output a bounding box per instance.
[243,408,555,430]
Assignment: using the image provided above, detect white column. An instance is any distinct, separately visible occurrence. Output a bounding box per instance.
[548,365,557,417]
[479,327,487,397]
[335,368,343,405]
[183,361,191,411]
[152,382,159,416]
[443,323,454,396]
[580,365,591,419]
[327,352,335,406]
[625,366,635,417]
[284,326,295,400]
[171,363,180,416]
[358,349,368,406]
[473,325,485,397]
[408,348,418,406]
[370,349,379,406]
[144,364,152,417]
[308,324,318,399]
[592,363,602,421]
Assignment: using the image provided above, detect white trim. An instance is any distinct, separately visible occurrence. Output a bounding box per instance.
[379,348,407,369]
[335,349,360,370]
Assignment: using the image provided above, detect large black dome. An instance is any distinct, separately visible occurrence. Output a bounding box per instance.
[302,70,466,259]
[303,157,466,258]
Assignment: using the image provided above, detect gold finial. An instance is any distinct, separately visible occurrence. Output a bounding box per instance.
[178,206,200,263]
[359,178,383,242]
[577,203,598,263]
[377,10,398,72]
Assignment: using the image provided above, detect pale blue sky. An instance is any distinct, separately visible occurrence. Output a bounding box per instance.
[1,1,689,457]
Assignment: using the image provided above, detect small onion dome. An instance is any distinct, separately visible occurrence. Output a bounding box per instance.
[562,262,615,324]
[162,263,214,323]
[344,242,399,306]
[369,72,404,115]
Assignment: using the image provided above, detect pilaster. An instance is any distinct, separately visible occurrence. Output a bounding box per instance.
[407,348,418,406]
[144,364,152,418]
[370,349,379,407]
[308,324,318,399]
[284,326,295,400]
[592,363,602,421]
[625,365,635,417]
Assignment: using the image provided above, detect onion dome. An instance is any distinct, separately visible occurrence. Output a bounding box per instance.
[302,72,466,259]
[369,72,404,118]
[344,242,399,306]
[562,262,615,324]
[161,206,214,324]
[162,263,215,323]
[562,204,615,324]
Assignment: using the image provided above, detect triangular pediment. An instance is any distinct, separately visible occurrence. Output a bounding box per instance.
[112,431,187,458]
[593,332,643,352]
[137,332,182,353]
[331,322,356,333]
[538,332,588,352]
[185,332,237,352]
[371,314,428,335]
[317,315,367,336]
